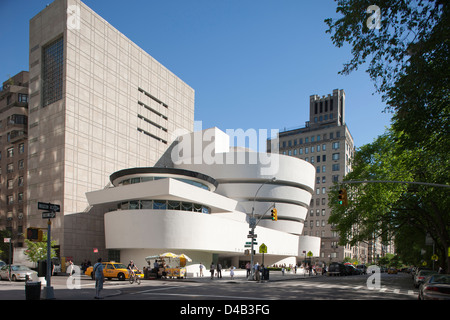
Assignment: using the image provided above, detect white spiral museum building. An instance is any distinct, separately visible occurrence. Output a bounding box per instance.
[86,128,320,274]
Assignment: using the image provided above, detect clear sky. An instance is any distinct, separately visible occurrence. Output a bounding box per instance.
[0,0,392,149]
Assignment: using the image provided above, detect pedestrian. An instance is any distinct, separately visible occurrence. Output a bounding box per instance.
[67,260,74,275]
[210,262,215,279]
[216,263,222,278]
[246,262,251,278]
[255,263,261,282]
[93,258,104,299]
[199,262,204,277]
[230,266,235,280]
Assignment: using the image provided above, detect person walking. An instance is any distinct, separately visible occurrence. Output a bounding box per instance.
[93,258,104,299]
[210,262,215,279]
[199,262,204,277]
[216,263,222,278]
[254,263,261,282]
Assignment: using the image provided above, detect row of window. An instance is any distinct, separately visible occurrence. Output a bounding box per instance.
[307,219,328,228]
[282,141,341,156]
[0,114,28,128]
[4,176,25,188]
[117,176,210,191]
[313,113,334,123]
[0,160,25,175]
[4,192,24,205]
[4,93,28,105]
[280,131,341,149]
[0,143,26,159]
[314,99,334,114]
[117,199,211,214]
[310,208,327,216]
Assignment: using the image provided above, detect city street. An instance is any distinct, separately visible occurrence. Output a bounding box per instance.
[0,271,418,301]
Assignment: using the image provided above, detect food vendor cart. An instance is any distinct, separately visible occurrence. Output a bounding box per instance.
[145,252,191,279]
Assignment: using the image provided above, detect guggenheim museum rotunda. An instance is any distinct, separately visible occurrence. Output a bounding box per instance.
[86,127,320,274]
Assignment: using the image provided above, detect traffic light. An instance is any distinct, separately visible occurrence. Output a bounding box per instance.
[27,227,43,241]
[271,208,278,221]
[338,188,348,206]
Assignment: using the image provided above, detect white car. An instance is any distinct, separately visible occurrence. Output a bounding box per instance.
[0,265,38,281]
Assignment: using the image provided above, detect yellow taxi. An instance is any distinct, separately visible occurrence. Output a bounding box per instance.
[85,261,143,281]
[387,267,398,274]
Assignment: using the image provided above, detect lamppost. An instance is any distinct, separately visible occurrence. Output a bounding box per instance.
[249,177,276,280]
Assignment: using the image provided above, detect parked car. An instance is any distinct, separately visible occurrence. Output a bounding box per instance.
[414,269,438,288]
[327,262,346,276]
[357,264,367,275]
[0,265,38,281]
[344,264,360,275]
[0,260,5,268]
[418,274,450,300]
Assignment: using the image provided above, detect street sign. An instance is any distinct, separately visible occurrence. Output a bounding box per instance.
[307,251,313,257]
[38,202,60,212]
[42,211,56,219]
[247,234,257,238]
[259,243,267,254]
[431,254,439,261]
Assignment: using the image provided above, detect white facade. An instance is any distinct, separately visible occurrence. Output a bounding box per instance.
[86,128,321,273]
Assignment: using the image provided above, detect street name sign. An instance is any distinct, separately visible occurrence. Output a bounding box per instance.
[38,202,60,212]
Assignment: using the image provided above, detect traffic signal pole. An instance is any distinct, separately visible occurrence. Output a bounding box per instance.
[43,218,55,300]
[249,177,276,280]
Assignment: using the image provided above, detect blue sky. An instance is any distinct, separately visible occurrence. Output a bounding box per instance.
[0,0,392,148]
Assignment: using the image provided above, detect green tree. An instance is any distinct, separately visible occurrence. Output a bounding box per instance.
[325,0,450,272]
[328,129,450,272]
[24,232,57,265]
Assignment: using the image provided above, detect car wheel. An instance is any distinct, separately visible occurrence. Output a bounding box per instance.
[12,275,17,281]
[118,273,125,281]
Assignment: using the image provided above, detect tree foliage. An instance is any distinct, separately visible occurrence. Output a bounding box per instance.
[324,0,447,98]
[328,129,450,271]
[325,0,450,271]
[24,232,57,264]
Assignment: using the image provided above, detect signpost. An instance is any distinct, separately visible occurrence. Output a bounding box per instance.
[37,202,59,300]
[259,243,267,266]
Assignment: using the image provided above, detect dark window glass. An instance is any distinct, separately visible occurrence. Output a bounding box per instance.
[42,36,64,107]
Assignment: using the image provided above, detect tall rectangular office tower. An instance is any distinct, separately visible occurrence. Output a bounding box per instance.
[27,0,194,259]
[270,89,362,263]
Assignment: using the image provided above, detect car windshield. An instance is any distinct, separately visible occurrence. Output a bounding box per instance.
[113,263,127,269]
[11,265,31,271]
[430,275,450,284]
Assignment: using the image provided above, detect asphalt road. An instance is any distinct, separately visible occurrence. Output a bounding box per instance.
[0,271,418,301]
[2,271,432,318]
